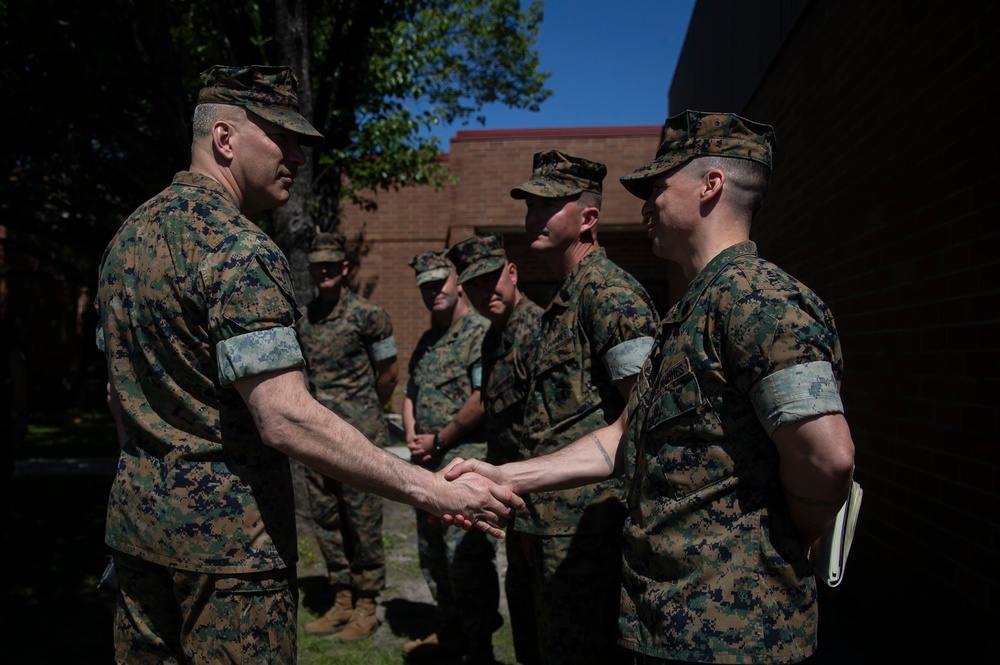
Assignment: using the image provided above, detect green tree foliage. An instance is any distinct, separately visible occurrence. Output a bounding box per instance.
[1,0,549,296]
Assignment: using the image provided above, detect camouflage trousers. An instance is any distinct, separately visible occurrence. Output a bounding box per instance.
[522,522,630,665]
[415,441,502,646]
[305,465,385,592]
[112,551,297,664]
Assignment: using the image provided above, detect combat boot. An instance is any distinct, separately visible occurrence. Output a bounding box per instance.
[304,588,354,635]
[337,597,379,641]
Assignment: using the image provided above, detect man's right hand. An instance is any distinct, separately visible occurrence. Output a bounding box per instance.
[431,458,522,538]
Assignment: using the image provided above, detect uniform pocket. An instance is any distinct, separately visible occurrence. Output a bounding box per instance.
[643,358,729,499]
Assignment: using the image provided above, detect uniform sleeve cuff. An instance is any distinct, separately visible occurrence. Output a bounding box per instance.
[216,327,304,386]
[750,361,844,437]
[603,336,655,381]
[368,336,398,363]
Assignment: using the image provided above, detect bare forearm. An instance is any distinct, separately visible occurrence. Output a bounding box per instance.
[374,359,398,407]
[437,390,485,446]
[236,368,523,536]
[259,385,438,507]
[490,413,628,494]
[402,397,416,439]
[774,413,856,546]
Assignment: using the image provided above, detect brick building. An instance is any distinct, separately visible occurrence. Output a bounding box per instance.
[339,126,673,411]
[340,0,999,657]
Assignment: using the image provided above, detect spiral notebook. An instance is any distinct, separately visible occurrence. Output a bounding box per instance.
[815,480,863,587]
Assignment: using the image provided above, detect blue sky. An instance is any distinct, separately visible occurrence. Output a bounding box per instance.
[428,0,697,150]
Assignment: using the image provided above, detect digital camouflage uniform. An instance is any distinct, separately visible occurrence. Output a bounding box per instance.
[95,64,323,664]
[482,295,545,664]
[296,287,396,593]
[523,249,658,665]
[615,111,846,664]
[448,234,545,665]
[510,150,659,665]
[406,251,501,650]
[619,241,845,664]
[97,170,304,661]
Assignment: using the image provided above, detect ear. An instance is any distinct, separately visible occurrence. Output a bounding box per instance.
[701,168,725,205]
[507,261,518,287]
[340,261,350,277]
[579,204,600,235]
[213,120,236,162]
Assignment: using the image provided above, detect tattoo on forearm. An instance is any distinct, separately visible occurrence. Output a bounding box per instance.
[590,434,614,474]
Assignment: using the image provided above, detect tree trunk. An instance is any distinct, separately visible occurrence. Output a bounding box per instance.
[273,0,318,306]
[273,0,320,536]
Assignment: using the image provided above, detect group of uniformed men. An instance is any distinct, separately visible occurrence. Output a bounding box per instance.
[98,63,855,665]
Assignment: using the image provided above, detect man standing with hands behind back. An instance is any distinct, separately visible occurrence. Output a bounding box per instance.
[96,64,520,664]
[296,231,398,641]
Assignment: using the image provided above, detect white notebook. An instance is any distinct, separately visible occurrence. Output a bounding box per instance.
[815,480,863,587]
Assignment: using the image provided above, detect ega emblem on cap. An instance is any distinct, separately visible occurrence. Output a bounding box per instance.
[620,110,775,200]
[197,64,324,145]
[408,250,454,286]
[510,149,607,200]
[446,234,507,285]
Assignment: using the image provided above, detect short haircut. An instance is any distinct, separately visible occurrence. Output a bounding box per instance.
[688,155,770,218]
[574,190,602,211]
[191,103,245,145]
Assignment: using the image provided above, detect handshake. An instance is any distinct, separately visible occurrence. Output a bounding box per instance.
[428,457,517,539]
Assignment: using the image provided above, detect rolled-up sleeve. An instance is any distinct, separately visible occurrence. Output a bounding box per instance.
[217,327,305,386]
[750,361,844,437]
[603,336,655,381]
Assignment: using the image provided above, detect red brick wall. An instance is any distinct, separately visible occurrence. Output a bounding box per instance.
[340,127,667,411]
[731,0,1000,653]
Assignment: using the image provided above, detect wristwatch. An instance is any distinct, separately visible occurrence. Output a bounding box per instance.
[433,432,446,454]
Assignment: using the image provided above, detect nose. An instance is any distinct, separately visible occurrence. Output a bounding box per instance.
[287,138,306,166]
[640,196,654,219]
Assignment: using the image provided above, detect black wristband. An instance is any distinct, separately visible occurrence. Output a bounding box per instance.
[433,432,445,453]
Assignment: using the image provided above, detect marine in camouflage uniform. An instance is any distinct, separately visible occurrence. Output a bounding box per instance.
[295,232,398,640]
[403,250,501,664]
[448,112,855,665]
[510,151,659,665]
[447,234,544,665]
[95,65,323,663]
[614,111,855,664]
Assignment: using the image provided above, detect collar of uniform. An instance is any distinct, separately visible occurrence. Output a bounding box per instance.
[430,308,485,347]
[661,240,758,325]
[172,170,242,212]
[307,289,351,323]
[550,247,607,308]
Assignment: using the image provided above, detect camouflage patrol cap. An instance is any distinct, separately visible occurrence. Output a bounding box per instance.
[510,150,607,200]
[408,250,454,286]
[446,234,508,285]
[620,110,775,199]
[197,64,324,146]
[308,232,346,263]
